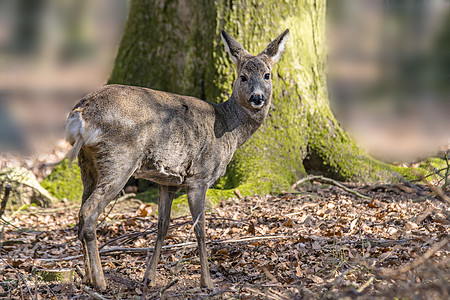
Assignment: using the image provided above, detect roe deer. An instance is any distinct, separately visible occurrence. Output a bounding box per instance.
[66,29,289,290]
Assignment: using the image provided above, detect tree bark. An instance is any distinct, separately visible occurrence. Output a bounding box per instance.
[109,0,407,199]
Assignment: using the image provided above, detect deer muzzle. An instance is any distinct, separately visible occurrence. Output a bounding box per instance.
[249,94,265,109]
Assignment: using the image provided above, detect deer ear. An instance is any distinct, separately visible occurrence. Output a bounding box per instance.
[260,29,290,64]
[221,30,250,66]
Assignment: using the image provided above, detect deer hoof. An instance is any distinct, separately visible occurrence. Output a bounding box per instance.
[200,277,213,289]
[93,280,107,291]
[144,276,157,287]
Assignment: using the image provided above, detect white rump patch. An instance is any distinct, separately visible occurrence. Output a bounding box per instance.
[65,111,102,163]
[66,111,101,146]
[81,121,102,146]
[65,112,83,144]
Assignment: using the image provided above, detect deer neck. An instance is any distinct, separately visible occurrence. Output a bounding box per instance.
[217,94,269,147]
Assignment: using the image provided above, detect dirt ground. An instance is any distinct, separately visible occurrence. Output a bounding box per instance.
[1,181,449,299]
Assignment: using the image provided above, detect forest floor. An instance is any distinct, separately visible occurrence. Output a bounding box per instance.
[1,181,449,299]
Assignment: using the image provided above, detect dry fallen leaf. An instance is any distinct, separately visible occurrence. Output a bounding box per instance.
[136,203,153,217]
[283,218,295,228]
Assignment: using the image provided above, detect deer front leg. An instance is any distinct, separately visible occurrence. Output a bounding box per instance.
[145,185,179,285]
[186,185,213,288]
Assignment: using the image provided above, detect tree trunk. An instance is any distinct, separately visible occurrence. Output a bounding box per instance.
[109,0,407,198]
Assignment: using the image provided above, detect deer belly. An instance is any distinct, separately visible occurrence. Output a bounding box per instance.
[134,162,186,186]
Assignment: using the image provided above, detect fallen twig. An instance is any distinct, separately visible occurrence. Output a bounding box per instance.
[82,286,109,300]
[41,278,58,299]
[174,207,205,272]
[410,166,450,203]
[75,265,84,279]
[420,175,450,204]
[99,215,248,251]
[361,183,409,195]
[98,228,157,250]
[98,219,193,250]
[380,237,449,277]
[38,234,292,262]
[141,249,151,300]
[37,236,416,263]
[285,203,317,217]
[98,192,136,227]
[356,276,374,293]
[291,175,371,200]
[18,204,80,215]
[245,286,288,300]
[328,238,415,247]
[148,278,178,299]
[1,257,33,299]
[105,274,139,289]
[0,216,22,230]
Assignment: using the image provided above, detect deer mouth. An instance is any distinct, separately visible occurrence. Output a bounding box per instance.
[250,100,265,108]
[249,95,265,109]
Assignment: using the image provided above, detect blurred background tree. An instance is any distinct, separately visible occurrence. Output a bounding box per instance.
[327,0,450,162]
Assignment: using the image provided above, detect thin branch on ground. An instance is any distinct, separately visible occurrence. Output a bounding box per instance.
[141,249,151,300]
[38,234,292,262]
[99,216,249,251]
[148,279,178,299]
[18,204,79,215]
[245,286,288,300]
[329,238,415,247]
[356,276,374,293]
[105,274,139,289]
[75,265,84,279]
[414,170,450,203]
[82,286,109,300]
[291,175,371,199]
[98,219,194,250]
[98,228,157,250]
[1,257,33,299]
[98,192,136,227]
[42,278,58,299]
[379,237,448,277]
[285,203,317,217]
[0,216,22,230]
[174,207,205,272]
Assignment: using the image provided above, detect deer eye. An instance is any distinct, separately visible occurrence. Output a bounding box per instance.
[264,73,270,80]
[240,75,248,82]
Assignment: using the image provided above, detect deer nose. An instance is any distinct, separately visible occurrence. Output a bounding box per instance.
[249,94,265,108]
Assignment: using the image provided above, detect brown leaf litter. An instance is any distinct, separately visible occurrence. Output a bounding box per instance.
[0,182,449,299]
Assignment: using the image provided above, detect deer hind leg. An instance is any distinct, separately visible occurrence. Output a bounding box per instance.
[78,148,98,286]
[186,185,213,288]
[145,185,179,286]
[77,147,141,291]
